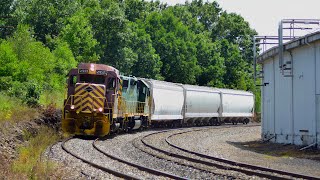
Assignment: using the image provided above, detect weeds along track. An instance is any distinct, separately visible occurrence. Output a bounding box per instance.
[61,137,140,180]
[135,124,319,180]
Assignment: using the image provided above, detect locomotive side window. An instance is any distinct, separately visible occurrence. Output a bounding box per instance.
[107,78,115,90]
[123,80,129,88]
[70,76,77,86]
[130,79,137,85]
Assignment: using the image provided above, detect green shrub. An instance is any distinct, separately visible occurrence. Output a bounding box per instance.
[39,90,65,109]
[0,76,13,91]
[25,81,42,107]
[7,81,42,107]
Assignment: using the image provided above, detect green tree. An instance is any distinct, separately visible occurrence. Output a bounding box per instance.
[130,23,162,79]
[124,0,148,22]
[91,1,137,74]
[186,0,221,32]
[60,10,98,62]
[0,0,15,38]
[212,12,257,64]
[13,0,79,44]
[0,24,76,104]
[219,39,248,90]
[195,33,225,87]
[144,9,200,84]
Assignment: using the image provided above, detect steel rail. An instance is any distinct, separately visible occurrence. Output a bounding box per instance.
[61,137,140,180]
[166,129,320,180]
[140,125,299,180]
[131,132,230,179]
[93,138,187,180]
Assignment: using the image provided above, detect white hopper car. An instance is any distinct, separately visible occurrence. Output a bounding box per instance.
[142,79,255,127]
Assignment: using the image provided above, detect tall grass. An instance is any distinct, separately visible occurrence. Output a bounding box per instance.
[0,93,38,123]
[39,90,65,109]
[11,127,63,179]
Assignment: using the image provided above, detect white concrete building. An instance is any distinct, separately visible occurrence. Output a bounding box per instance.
[257,31,320,148]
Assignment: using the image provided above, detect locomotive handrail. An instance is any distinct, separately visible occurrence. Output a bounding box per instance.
[63,94,149,117]
[64,95,107,112]
[119,100,149,116]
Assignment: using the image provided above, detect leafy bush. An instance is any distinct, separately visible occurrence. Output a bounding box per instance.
[7,81,41,107]
[25,81,41,107]
[0,76,13,91]
[39,90,65,108]
[0,25,76,108]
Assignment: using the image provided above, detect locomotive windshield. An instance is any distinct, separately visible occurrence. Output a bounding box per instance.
[79,74,105,84]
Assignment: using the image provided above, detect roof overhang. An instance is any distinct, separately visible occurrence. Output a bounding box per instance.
[257,31,320,64]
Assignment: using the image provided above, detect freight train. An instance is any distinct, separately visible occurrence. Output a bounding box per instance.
[62,63,254,136]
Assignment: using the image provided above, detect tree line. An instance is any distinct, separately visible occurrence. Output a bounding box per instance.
[0,0,260,111]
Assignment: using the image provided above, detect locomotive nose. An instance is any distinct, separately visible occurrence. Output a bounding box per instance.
[73,83,106,113]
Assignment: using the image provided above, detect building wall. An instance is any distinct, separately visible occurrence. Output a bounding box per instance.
[262,58,275,140]
[262,42,320,147]
[274,52,293,144]
[292,45,316,145]
[316,44,320,146]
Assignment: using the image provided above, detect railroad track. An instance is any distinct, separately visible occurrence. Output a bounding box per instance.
[134,124,319,180]
[93,138,188,180]
[61,137,188,179]
[61,137,140,180]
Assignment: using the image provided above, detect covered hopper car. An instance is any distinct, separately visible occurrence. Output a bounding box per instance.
[62,63,254,136]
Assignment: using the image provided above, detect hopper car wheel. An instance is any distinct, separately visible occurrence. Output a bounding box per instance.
[153,123,159,128]
[244,118,249,124]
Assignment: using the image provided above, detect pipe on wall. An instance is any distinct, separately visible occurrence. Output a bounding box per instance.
[314,43,317,146]
[289,51,294,144]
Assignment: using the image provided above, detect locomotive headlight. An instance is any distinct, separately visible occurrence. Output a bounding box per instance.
[90,64,95,71]
[99,107,103,112]
[71,105,75,110]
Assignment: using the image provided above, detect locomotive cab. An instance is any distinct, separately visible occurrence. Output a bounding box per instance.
[120,76,150,131]
[62,63,120,136]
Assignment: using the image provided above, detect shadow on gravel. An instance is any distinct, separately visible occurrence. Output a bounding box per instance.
[82,129,157,141]
[226,140,320,162]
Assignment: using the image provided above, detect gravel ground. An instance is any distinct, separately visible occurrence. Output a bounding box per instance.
[48,136,177,179]
[95,130,222,179]
[47,141,119,179]
[141,126,262,179]
[169,125,320,177]
[47,124,319,179]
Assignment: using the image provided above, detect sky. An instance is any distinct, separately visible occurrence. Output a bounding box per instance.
[159,0,320,36]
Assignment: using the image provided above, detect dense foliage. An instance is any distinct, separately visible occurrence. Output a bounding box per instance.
[0,0,260,111]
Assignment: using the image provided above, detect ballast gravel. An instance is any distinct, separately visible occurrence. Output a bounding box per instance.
[95,130,221,179]
[48,137,167,179]
[47,124,320,179]
[169,125,320,177]
[47,141,120,180]
[140,127,259,179]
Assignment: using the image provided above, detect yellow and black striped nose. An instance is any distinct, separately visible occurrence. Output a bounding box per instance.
[73,83,106,113]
